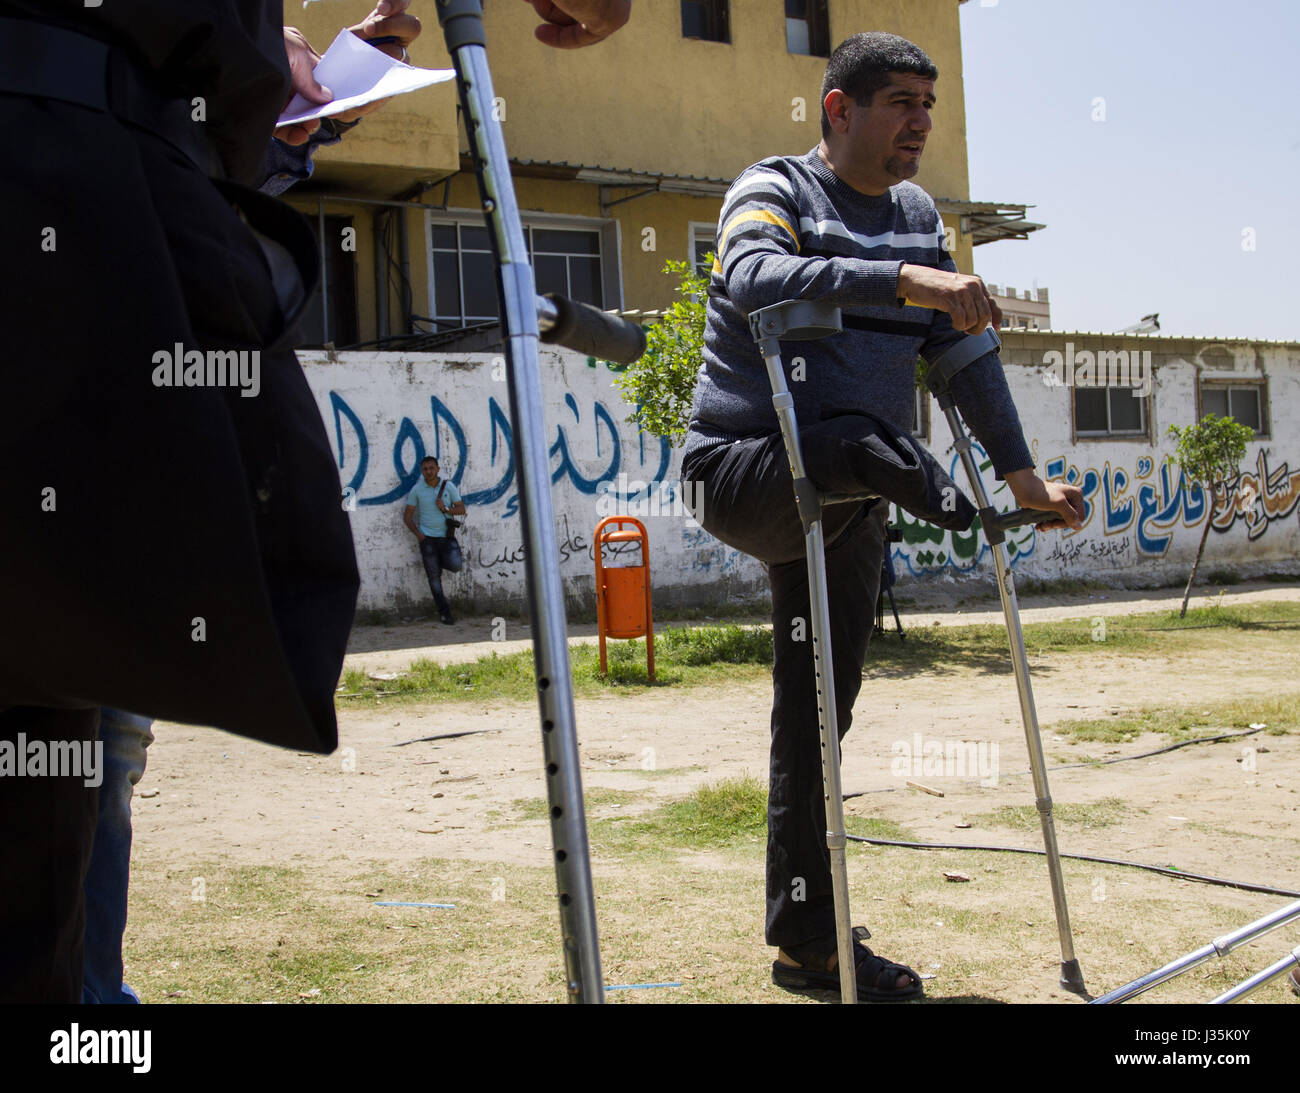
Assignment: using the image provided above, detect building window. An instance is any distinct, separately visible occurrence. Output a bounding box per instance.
[1200,382,1266,436]
[429,222,498,326]
[299,214,359,347]
[1074,387,1147,438]
[688,222,717,276]
[531,228,604,308]
[785,0,830,57]
[427,214,618,330]
[681,0,729,42]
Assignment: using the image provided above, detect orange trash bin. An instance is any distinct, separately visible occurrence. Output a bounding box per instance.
[594,515,654,681]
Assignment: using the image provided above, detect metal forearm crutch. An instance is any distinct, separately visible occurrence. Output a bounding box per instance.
[1092,897,1300,1004]
[436,0,646,1003]
[750,301,879,1004]
[923,326,1086,994]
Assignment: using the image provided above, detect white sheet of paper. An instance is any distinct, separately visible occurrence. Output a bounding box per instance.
[277,30,454,126]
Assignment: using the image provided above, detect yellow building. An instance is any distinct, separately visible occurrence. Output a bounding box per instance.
[282,0,1040,346]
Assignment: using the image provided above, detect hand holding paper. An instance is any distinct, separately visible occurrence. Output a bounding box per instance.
[277,29,454,128]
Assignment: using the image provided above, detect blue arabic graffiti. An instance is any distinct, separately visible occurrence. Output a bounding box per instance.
[329,391,672,516]
[1046,454,1208,556]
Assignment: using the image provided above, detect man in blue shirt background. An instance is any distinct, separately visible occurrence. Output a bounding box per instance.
[404,456,467,624]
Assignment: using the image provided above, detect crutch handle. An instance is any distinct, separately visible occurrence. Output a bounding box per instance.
[985,507,1060,534]
[538,293,647,365]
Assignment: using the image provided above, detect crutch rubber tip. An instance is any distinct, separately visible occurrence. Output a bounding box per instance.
[1059,959,1087,995]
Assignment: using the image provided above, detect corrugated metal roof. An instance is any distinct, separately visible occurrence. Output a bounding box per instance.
[510,158,733,186]
[997,329,1300,346]
[460,155,733,194]
[935,197,1046,245]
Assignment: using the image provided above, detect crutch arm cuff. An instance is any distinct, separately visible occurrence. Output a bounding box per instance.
[923,327,1001,398]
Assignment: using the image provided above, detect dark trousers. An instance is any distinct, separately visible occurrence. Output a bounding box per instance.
[684,420,890,950]
[0,706,101,1002]
[419,536,463,614]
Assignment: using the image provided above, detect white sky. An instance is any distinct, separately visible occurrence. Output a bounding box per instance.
[958,0,1299,340]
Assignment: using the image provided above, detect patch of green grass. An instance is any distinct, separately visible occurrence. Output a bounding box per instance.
[592,775,768,853]
[972,796,1131,832]
[844,816,919,842]
[588,778,920,858]
[656,623,774,665]
[869,601,1300,677]
[338,602,1300,704]
[511,788,647,825]
[340,624,775,704]
[511,797,550,822]
[654,775,769,845]
[1050,694,1298,744]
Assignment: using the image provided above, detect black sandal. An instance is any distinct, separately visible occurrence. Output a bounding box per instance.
[772,927,924,1002]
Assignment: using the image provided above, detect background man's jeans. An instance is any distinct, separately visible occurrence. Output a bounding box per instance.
[419,535,463,616]
[82,707,154,1004]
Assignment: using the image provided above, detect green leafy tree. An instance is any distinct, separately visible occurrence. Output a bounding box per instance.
[614,257,710,442]
[1167,412,1255,617]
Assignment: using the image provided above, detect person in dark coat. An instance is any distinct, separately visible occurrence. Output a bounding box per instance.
[0,0,634,1003]
[0,0,359,1001]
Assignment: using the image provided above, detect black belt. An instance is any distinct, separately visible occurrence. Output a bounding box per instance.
[840,313,933,338]
[0,15,225,179]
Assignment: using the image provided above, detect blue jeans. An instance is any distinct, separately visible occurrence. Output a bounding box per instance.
[419,535,463,615]
[81,707,154,1004]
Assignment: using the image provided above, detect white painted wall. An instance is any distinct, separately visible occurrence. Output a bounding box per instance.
[912,334,1300,587]
[299,335,1299,617]
[301,347,765,618]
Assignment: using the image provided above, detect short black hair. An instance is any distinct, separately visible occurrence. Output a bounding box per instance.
[820,32,939,138]
[421,456,439,467]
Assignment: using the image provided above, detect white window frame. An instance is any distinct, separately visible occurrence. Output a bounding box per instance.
[1073,386,1150,440]
[688,220,717,276]
[425,208,623,330]
[1198,379,1269,438]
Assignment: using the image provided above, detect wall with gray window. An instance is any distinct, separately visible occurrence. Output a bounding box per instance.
[300,332,1299,618]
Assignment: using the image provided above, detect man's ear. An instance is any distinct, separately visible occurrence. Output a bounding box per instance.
[823,88,853,135]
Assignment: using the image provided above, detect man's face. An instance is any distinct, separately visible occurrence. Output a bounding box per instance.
[422,461,439,484]
[832,72,935,189]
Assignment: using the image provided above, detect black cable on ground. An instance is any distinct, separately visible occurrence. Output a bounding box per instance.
[393,728,498,747]
[846,835,1300,900]
[842,726,1269,799]
[1026,726,1266,774]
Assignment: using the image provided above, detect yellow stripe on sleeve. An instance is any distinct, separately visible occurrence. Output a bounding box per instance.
[718,209,800,256]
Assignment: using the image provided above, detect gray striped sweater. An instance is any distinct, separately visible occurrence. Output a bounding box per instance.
[684,149,1033,478]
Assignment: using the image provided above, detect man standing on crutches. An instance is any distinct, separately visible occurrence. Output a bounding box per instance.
[682,32,1085,1001]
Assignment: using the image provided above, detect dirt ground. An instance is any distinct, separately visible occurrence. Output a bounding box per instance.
[131,582,1300,1003]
